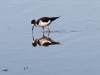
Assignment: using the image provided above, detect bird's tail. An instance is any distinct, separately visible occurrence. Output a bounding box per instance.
[50,16,60,22]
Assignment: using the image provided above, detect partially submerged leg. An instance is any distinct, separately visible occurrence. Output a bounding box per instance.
[32,26,34,34]
[43,32,44,37]
[48,30,50,37]
[48,28,50,33]
[42,27,44,33]
[46,26,50,33]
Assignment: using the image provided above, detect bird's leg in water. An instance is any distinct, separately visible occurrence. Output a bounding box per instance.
[32,26,34,34]
[42,27,44,33]
[46,26,50,33]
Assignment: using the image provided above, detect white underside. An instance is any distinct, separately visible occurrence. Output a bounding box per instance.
[39,39,51,45]
[41,40,51,45]
[38,20,51,27]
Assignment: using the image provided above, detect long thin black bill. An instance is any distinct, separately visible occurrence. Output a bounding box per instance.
[32,26,34,34]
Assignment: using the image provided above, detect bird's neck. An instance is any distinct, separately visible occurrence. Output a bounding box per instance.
[34,22,38,26]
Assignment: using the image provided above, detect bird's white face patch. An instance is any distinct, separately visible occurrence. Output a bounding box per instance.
[32,41,35,43]
[39,20,51,27]
[32,24,37,27]
[31,24,34,26]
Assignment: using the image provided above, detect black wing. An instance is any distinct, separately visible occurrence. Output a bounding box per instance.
[37,17,50,24]
[49,16,60,22]
[37,16,60,24]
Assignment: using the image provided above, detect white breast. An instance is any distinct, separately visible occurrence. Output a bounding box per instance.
[39,38,51,45]
[39,20,51,27]
[41,40,51,45]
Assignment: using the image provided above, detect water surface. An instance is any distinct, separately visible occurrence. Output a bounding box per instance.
[0,0,100,75]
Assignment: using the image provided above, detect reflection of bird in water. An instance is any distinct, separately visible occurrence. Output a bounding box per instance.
[32,33,60,47]
[31,16,60,34]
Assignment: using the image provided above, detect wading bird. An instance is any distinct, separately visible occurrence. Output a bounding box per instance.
[31,16,60,34]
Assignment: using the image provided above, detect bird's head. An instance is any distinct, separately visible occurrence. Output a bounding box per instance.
[32,39,38,47]
[31,19,36,34]
[32,41,37,47]
[31,19,36,26]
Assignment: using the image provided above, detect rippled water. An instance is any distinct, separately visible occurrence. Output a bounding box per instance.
[0,0,100,75]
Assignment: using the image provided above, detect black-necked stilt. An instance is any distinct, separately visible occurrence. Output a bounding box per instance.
[31,16,60,33]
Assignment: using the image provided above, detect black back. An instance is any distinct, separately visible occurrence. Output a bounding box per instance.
[49,16,60,22]
[37,16,60,24]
